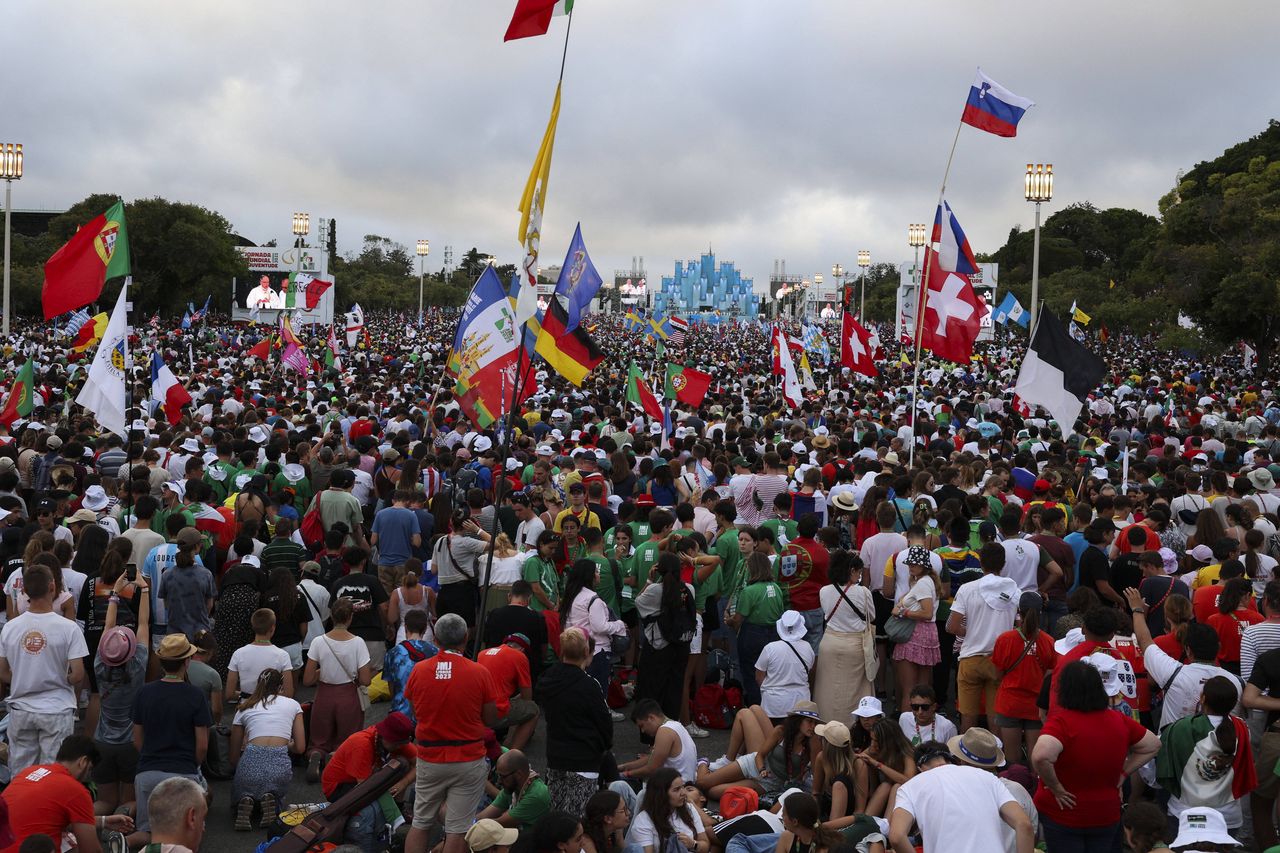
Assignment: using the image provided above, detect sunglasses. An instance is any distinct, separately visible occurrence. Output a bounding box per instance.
[910,703,934,712]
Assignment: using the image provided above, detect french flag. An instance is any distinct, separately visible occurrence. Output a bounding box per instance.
[961,69,1034,138]
[150,352,193,426]
[932,200,980,275]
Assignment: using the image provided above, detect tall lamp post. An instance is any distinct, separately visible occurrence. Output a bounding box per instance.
[831,263,844,315]
[1025,164,1054,329]
[907,224,926,343]
[1,144,22,337]
[856,250,870,319]
[416,239,430,320]
[291,211,309,276]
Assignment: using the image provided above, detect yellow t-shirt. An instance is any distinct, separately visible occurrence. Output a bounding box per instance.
[1192,563,1222,590]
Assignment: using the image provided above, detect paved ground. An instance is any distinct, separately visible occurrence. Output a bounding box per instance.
[203,687,732,852]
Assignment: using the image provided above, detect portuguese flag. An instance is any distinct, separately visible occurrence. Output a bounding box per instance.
[664,363,713,407]
[0,360,34,427]
[625,360,662,421]
[42,201,131,319]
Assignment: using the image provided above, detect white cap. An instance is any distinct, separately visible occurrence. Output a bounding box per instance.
[852,696,884,718]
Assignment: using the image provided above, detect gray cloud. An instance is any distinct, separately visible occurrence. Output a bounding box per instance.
[6,0,1279,297]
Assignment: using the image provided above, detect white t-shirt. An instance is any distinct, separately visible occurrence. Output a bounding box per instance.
[891,549,944,603]
[0,610,89,713]
[755,638,814,719]
[488,554,525,585]
[1000,539,1041,593]
[1143,644,1243,730]
[298,579,332,651]
[949,574,1019,659]
[628,807,699,852]
[819,584,874,632]
[515,517,546,552]
[860,532,907,591]
[308,634,371,685]
[228,644,294,694]
[233,695,303,741]
[897,711,958,747]
[894,764,1017,853]
[898,577,937,616]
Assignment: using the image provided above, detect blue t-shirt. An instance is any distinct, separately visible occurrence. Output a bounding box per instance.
[132,679,212,774]
[371,506,419,566]
[157,564,217,639]
[382,638,438,722]
[1063,531,1090,593]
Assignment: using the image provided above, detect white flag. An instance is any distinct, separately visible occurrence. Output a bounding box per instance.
[344,303,365,348]
[773,326,803,408]
[75,279,130,439]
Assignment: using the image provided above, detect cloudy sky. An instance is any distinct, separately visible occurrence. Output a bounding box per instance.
[8,1,1279,295]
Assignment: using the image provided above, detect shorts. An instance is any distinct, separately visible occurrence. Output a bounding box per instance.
[690,613,705,655]
[506,697,539,725]
[413,757,487,834]
[735,752,764,781]
[956,655,1000,717]
[91,740,139,784]
[1257,730,1280,799]
[282,642,304,671]
[992,713,1043,731]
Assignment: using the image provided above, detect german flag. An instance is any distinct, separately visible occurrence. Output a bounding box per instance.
[534,299,604,386]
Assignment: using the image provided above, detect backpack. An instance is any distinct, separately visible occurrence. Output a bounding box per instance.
[691,683,732,730]
[300,492,326,549]
[718,786,760,820]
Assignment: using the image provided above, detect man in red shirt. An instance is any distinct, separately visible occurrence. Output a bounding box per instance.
[781,513,830,651]
[322,713,417,851]
[405,614,501,853]
[1048,607,1119,714]
[477,634,539,750]
[1,735,132,853]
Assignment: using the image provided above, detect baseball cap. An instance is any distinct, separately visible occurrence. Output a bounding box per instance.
[466,820,519,853]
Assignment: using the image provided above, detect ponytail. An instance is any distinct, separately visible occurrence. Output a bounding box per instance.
[1215,715,1237,758]
[1021,602,1041,642]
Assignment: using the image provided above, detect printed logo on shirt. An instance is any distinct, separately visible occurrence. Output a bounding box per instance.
[436,660,452,680]
[20,630,46,655]
[23,767,50,782]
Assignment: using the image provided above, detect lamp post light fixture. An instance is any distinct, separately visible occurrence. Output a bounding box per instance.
[856,250,871,319]
[907,225,927,343]
[416,239,430,321]
[1,144,23,337]
[291,213,310,288]
[1025,164,1054,329]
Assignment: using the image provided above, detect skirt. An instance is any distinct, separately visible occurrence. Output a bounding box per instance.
[892,619,941,666]
[815,629,873,723]
[544,767,599,816]
[232,743,293,802]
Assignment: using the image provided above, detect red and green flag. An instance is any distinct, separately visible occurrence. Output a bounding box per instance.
[664,363,713,407]
[42,201,131,319]
[0,359,34,426]
[625,360,662,421]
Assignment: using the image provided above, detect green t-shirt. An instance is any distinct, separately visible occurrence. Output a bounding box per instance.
[713,528,744,595]
[152,505,196,537]
[489,776,552,830]
[693,561,722,611]
[633,540,663,590]
[606,547,637,613]
[760,518,798,546]
[589,555,621,614]
[735,581,786,626]
[521,555,559,612]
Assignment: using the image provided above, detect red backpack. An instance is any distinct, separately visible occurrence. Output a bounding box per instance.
[719,786,759,820]
[691,684,732,730]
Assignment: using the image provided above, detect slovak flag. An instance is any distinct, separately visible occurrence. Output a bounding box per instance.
[961,69,1034,138]
[841,312,879,377]
[150,351,193,426]
[932,200,980,275]
[919,250,984,364]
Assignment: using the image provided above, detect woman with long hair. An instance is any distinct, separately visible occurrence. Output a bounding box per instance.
[695,703,821,800]
[388,559,436,644]
[992,591,1056,768]
[301,597,371,782]
[262,567,309,674]
[776,791,843,853]
[811,722,860,825]
[1206,577,1263,675]
[533,811,588,853]
[728,551,785,708]
[481,534,523,618]
[854,488,887,549]
[851,718,915,817]
[889,546,942,711]
[815,551,875,723]
[1155,594,1194,663]
[1188,508,1228,555]
[631,768,706,853]
[634,553,696,719]
[1244,527,1277,597]
[92,565,151,816]
[1120,802,1172,853]
[582,789,631,853]
[560,558,627,693]
[230,668,305,831]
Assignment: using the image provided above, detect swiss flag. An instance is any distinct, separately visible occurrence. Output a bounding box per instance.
[841,312,879,377]
[918,248,982,364]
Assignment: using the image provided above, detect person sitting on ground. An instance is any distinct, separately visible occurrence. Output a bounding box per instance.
[477,749,551,832]
[321,712,418,852]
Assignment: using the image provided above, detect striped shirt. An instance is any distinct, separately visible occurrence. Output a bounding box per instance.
[1241,620,1280,682]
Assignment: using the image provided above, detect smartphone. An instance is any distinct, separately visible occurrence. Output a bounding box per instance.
[126,566,137,583]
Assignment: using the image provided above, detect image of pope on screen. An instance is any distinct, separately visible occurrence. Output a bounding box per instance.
[245,275,285,310]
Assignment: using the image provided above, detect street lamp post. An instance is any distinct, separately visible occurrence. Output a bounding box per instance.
[1,144,23,338]
[416,239,430,320]
[857,250,870,320]
[831,263,844,315]
[907,224,926,342]
[291,211,310,278]
[1025,164,1054,330]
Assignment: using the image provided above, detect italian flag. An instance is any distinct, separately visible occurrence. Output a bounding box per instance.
[624,360,662,421]
[504,0,574,41]
[0,360,34,426]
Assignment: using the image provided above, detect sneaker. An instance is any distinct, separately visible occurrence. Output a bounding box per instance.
[687,723,710,739]
[259,793,278,828]
[306,752,323,783]
[709,755,731,772]
[610,710,625,722]
[234,797,255,832]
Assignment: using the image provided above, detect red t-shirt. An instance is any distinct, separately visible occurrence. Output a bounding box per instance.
[1193,584,1260,624]
[784,537,830,611]
[404,650,501,762]
[1206,609,1265,665]
[1,764,95,853]
[1116,525,1161,554]
[476,644,531,717]
[1154,632,1186,663]
[992,630,1057,719]
[1033,709,1149,828]
[321,726,417,800]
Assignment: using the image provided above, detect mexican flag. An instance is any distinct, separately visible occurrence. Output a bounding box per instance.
[1156,714,1255,805]
[625,360,662,421]
[325,325,342,371]
[0,360,34,426]
[42,200,131,319]
[504,0,574,41]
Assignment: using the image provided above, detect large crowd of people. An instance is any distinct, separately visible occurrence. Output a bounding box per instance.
[0,306,1272,853]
